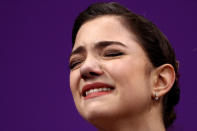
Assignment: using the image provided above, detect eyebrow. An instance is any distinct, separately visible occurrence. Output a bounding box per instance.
[70,41,127,59]
[94,41,127,49]
[69,46,85,60]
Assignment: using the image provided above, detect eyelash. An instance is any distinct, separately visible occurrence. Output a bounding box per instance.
[103,50,124,57]
[69,60,82,69]
[69,50,124,69]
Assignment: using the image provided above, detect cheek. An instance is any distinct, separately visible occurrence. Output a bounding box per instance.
[103,58,146,84]
[69,71,83,111]
[103,58,152,101]
[69,71,80,96]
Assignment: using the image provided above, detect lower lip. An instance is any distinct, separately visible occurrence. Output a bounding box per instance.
[84,91,113,100]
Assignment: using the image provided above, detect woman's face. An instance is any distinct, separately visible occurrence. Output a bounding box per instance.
[69,16,154,122]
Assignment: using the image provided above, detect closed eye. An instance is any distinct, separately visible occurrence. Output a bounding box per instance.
[69,59,82,70]
[103,50,124,57]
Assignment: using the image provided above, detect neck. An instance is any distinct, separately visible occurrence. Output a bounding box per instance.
[92,104,165,131]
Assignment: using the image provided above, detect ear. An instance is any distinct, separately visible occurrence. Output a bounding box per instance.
[151,64,175,99]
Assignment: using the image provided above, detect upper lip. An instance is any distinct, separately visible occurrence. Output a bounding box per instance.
[81,82,114,96]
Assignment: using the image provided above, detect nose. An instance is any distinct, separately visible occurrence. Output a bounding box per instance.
[80,56,103,80]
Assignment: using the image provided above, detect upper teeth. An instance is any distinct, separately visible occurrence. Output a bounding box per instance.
[85,88,112,96]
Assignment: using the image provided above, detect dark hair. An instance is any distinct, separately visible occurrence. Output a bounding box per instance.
[72,2,180,129]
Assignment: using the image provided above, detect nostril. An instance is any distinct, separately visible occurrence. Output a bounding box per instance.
[80,61,104,80]
[81,74,88,79]
[89,72,99,76]
[81,71,100,80]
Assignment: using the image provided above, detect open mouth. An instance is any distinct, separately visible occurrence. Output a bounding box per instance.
[82,83,115,99]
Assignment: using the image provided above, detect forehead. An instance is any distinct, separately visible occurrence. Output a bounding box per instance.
[73,15,137,50]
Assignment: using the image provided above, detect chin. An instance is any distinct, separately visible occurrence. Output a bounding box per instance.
[81,104,126,125]
[84,106,111,118]
[82,110,115,127]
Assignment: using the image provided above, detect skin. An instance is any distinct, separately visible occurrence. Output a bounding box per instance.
[69,16,174,131]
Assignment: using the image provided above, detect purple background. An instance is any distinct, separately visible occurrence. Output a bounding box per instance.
[1,0,197,131]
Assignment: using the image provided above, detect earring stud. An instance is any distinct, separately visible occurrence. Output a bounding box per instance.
[154,92,159,101]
